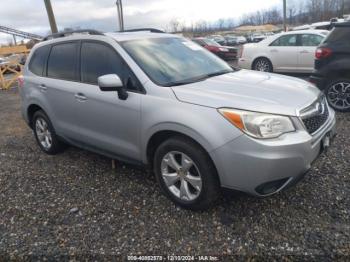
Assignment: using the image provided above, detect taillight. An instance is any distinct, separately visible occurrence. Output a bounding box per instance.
[17,75,24,88]
[315,47,332,59]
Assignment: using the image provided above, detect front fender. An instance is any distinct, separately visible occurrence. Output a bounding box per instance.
[140,96,243,163]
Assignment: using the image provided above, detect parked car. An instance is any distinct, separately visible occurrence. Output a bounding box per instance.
[208,35,226,45]
[224,36,238,46]
[251,35,267,43]
[192,38,237,61]
[20,29,336,210]
[237,36,248,44]
[310,22,350,112]
[239,30,329,73]
[248,33,267,43]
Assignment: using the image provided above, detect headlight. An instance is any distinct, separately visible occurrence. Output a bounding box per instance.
[219,108,295,139]
[219,47,229,52]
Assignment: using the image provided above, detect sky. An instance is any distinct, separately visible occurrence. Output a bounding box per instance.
[0,0,281,44]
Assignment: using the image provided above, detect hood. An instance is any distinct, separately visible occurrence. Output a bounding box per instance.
[171,70,320,116]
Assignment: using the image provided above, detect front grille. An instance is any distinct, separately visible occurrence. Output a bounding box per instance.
[301,97,329,134]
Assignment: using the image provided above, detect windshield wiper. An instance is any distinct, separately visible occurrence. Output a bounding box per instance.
[165,69,233,87]
[205,69,233,78]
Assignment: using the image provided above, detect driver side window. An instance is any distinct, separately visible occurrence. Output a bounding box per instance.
[270,35,297,47]
[80,41,140,91]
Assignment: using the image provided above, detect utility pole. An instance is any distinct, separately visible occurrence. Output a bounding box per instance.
[116,0,124,31]
[283,0,287,32]
[43,0,58,33]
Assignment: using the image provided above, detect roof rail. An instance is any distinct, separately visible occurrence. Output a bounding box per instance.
[43,29,104,41]
[120,28,165,33]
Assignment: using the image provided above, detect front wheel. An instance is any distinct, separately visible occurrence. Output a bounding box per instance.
[253,58,273,72]
[325,79,350,112]
[153,137,220,210]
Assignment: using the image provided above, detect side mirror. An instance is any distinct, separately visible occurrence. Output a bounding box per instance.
[98,74,128,100]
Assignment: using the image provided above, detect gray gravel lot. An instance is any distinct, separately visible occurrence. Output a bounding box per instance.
[0,88,349,260]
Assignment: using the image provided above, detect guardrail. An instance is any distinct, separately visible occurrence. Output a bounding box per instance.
[0,61,23,90]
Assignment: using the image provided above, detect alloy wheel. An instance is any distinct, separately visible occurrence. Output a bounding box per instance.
[327,81,350,111]
[35,117,52,150]
[255,59,271,72]
[160,151,202,201]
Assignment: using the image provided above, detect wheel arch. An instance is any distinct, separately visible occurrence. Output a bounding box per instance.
[145,129,221,184]
[27,104,45,128]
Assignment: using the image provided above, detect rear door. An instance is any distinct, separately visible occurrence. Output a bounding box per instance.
[73,41,142,160]
[44,41,82,140]
[268,34,298,72]
[298,34,325,73]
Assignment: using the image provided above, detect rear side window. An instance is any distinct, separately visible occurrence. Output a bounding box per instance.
[270,35,297,46]
[28,45,50,76]
[300,34,324,46]
[80,42,123,85]
[47,42,78,81]
[324,27,350,44]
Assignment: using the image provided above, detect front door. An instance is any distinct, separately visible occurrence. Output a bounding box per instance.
[74,41,143,161]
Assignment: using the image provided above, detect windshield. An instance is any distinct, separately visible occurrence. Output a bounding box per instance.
[121,37,233,86]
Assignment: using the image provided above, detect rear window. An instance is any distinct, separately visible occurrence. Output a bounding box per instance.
[29,45,50,76]
[47,42,79,81]
[324,27,350,44]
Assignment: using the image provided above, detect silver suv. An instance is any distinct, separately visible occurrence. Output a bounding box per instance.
[20,29,336,210]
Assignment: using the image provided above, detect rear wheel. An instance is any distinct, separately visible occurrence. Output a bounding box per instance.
[325,79,350,112]
[33,110,66,154]
[153,137,220,210]
[253,58,273,72]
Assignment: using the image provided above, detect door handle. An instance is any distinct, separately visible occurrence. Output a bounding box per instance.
[75,93,87,101]
[300,50,310,54]
[39,84,47,92]
[270,49,278,53]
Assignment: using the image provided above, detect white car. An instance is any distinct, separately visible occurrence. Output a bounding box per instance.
[239,30,329,73]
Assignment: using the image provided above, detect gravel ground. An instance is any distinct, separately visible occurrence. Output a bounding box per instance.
[0,89,349,260]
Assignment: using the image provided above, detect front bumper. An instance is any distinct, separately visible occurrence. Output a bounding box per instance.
[210,108,336,196]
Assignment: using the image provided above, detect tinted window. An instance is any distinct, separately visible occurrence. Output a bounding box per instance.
[300,34,324,46]
[324,27,350,44]
[271,35,297,46]
[47,42,78,81]
[29,45,50,76]
[81,42,124,85]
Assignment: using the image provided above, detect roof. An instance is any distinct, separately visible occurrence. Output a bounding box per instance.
[283,29,329,35]
[106,32,178,42]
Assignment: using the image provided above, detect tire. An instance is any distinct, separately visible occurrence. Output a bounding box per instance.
[325,78,350,112]
[153,136,220,210]
[253,57,273,72]
[32,110,66,154]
